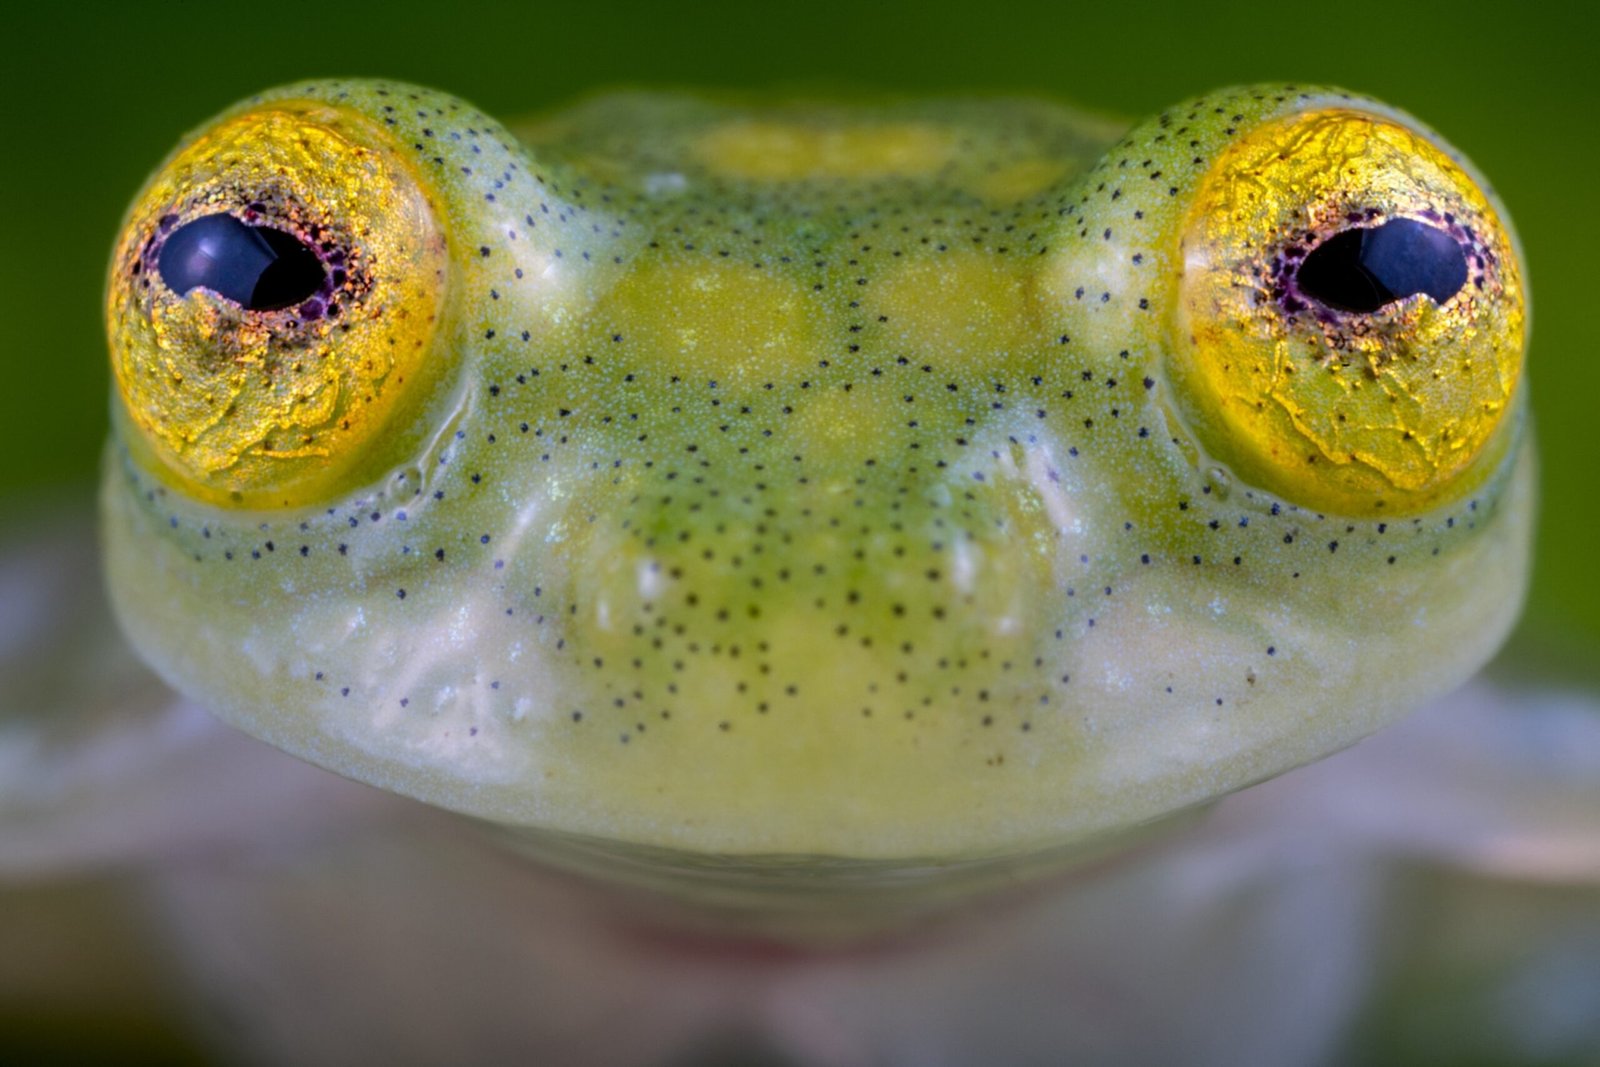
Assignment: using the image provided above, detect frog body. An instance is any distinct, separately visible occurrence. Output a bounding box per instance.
[99,82,1532,895]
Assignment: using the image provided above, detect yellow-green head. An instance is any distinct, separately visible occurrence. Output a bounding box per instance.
[101,80,1532,908]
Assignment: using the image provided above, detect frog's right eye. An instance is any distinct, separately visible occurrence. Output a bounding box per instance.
[1168,108,1527,517]
[107,101,448,509]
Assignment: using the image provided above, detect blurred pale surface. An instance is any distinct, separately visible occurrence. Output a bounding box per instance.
[3,515,1597,1065]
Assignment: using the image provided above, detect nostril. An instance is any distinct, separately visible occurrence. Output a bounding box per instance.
[157,212,326,311]
[1295,217,1468,313]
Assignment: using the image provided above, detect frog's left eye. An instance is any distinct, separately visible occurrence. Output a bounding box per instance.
[1169,108,1526,516]
[107,101,448,508]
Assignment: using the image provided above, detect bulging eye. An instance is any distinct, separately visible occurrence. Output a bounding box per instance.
[1169,108,1526,516]
[107,100,448,508]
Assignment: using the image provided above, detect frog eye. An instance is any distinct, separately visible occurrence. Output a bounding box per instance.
[1170,108,1526,516]
[107,100,448,508]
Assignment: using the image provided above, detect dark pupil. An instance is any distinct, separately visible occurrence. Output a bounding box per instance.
[1296,218,1468,313]
[157,213,326,311]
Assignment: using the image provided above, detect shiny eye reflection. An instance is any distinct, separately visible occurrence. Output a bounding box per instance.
[106,101,448,508]
[1170,107,1526,517]
[157,213,326,312]
[1295,217,1469,314]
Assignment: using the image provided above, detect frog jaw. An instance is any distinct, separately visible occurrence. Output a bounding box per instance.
[103,81,1533,883]
[101,427,1532,862]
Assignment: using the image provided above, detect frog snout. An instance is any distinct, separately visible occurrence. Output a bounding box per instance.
[513,425,1085,732]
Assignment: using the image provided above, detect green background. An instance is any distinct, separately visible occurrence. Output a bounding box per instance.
[3,0,1592,679]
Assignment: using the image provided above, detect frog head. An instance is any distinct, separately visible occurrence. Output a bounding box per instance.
[100,80,1531,912]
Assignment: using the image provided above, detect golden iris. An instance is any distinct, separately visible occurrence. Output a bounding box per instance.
[1170,109,1526,516]
[107,101,447,509]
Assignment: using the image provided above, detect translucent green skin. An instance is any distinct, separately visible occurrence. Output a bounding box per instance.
[103,81,1531,888]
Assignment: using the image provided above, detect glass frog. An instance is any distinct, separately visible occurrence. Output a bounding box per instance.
[5,81,1598,1065]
